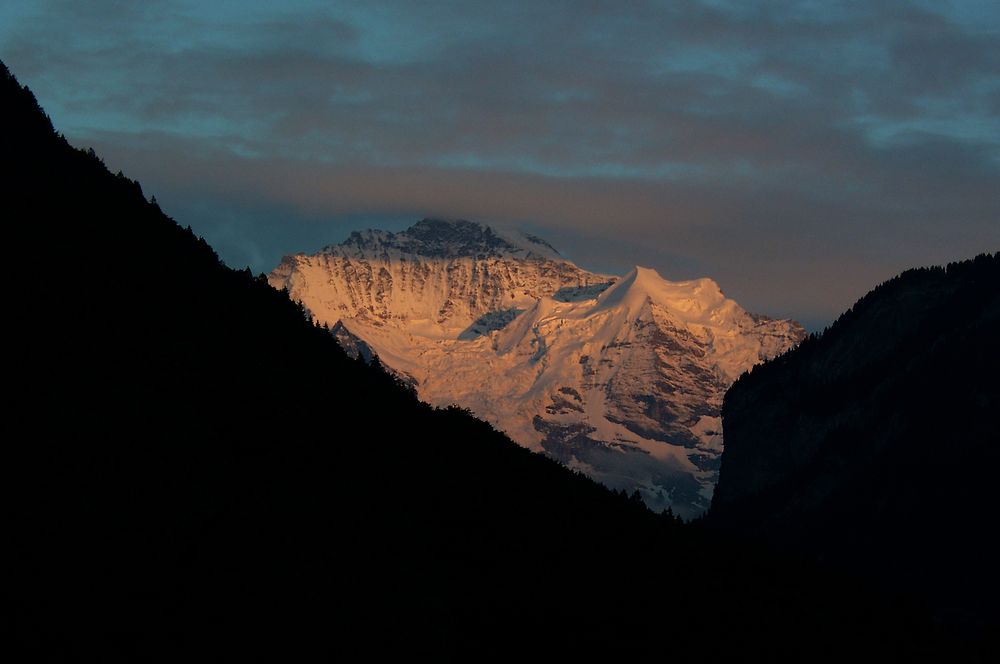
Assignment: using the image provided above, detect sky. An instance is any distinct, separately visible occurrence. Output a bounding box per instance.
[2,1,998,329]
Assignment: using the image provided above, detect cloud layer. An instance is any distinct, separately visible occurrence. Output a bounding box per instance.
[2,0,998,327]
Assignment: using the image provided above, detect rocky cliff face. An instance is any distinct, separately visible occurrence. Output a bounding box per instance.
[270,219,805,517]
[269,220,605,336]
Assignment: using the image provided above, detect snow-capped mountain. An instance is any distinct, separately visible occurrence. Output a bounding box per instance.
[269,219,805,517]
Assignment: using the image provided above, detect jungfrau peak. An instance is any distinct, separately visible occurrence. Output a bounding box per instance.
[269,219,805,517]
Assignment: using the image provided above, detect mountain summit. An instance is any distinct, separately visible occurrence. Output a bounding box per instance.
[271,219,805,517]
[337,218,564,261]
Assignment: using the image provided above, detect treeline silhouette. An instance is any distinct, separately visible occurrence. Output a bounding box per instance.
[1,61,965,660]
[712,253,999,648]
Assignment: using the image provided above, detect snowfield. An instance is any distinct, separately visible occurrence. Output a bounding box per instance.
[270,220,804,518]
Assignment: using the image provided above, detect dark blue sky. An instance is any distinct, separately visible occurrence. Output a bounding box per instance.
[2,1,998,328]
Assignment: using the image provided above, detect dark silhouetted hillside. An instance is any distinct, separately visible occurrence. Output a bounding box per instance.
[712,253,1000,640]
[2,61,969,661]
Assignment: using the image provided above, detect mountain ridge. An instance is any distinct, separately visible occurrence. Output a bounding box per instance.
[270,219,805,516]
[317,217,565,261]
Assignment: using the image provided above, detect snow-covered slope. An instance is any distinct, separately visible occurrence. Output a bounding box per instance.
[270,219,804,517]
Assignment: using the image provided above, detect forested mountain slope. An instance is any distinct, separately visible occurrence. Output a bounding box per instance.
[712,253,1000,636]
[3,61,956,661]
